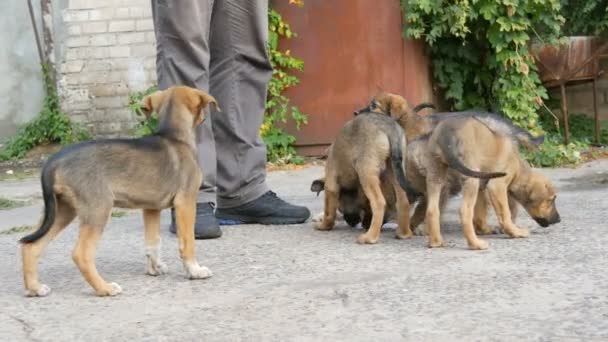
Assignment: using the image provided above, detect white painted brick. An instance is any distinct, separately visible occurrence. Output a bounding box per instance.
[129,44,154,57]
[66,36,89,47]
[81,21,107,34]
[110,58,131,70]
[145,32,156,43]
[118,0,149,7]
[144,57,156,69]
[69,0,98,10]
[129,7,145,18]
[67,24,82,36]
[117,32,145,45]
[136,19,154,31]
[88,8,115,20]
[70,113,90,124]
[60,60,85,73]
[85,61,113,71]
[93,96,127,109]
[110,46,130,58]
[142,5,152,18]
[115,7,130,18]
[63,10,89,22]
[90,34,116,46]
[109,20,135,32]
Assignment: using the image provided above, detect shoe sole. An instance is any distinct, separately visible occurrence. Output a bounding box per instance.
[216,213,308,225]
[169,225,222,239]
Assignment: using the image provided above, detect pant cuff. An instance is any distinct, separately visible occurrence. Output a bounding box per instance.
[216,182,270,209]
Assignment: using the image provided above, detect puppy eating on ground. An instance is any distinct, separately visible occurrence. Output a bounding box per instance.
[315,111,417,244]
[20,86,218,297]
[405,116,560,250]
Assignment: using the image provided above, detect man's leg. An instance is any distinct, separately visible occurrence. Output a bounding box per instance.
[151,0,221,238]
[209,0,310,224]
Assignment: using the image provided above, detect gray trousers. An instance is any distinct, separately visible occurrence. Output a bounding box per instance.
[151,0,272,208]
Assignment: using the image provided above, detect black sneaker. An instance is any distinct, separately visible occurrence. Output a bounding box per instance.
[169,202,222,239]
[216,191,310,225]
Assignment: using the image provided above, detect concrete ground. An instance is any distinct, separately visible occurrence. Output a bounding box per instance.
[0,160,607,341]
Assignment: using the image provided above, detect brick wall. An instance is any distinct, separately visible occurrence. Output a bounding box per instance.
[57,0,157,137]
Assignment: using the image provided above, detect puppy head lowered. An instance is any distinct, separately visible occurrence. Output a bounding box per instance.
[354,92,410,118]
[310,178,362,227]
[142,86,220,127]
[519,172,560,227]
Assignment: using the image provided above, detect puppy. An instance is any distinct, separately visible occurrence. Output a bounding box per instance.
[316,111,417,244]
[358,92,545,235]
[408,116,560,250]
[311,175,396,230]
[20,86,218,297]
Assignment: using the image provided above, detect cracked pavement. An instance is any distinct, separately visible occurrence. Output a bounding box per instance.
[0,160,607,341]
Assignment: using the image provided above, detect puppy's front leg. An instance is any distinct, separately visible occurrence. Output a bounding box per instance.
[425,179,444,248]
[461,178,488,250]
[487,182,529,238]
[174,194,212,280]
[143,209,168,276]
[315,185,339,231]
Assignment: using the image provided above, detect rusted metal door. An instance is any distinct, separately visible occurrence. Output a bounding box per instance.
[272,0,433,156]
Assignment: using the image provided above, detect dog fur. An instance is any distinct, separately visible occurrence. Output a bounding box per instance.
[407,117,560,250]
[315,112,416,244]
[20,86,218,297]
[358,92,547,236]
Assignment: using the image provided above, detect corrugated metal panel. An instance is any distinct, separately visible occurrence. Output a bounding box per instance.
[272,0,433,156]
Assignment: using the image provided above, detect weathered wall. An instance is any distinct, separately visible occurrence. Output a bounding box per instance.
[0,1,45,140]
[56,0,157,136]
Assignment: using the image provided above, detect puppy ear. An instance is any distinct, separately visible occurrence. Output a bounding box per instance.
[141,90,166,118]
[198,91,221,113]
[193,90,221,127]
[310,179,325,196]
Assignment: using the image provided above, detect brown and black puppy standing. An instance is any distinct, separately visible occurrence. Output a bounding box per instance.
[408,116,560,250]
[20,86,218,297]
[359,92,546,236]
[316,112,418,244]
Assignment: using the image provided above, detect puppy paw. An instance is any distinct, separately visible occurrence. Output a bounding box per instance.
[508,228,529,238]
[96,282,122,297]
[314,221,334,231]
[186,265,213,280]
[146,260,169,276]
[468,239,489,250]
[395,230,413,240]
[412,226,427,236]
[428,238,444,248]
[311,212,324,223]
[24,284,51,297]
[357,233,379,244]
[474,224,496,235]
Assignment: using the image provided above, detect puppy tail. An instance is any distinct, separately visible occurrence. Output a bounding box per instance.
[20,165,57,244]
[389,130,420,202]
[438,134,507,179]
[412,103,436,113]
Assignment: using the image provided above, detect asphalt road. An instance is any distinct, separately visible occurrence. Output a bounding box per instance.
[0,160,607,341]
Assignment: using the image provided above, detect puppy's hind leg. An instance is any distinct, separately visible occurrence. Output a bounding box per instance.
[461,178,488,250]
[474,190,495,235]
[357,175,385,244]
[22,199,75,297]
[143,209,168,276]
[174,193,212,280]
[410,197,427,236]
[315,177,339,231]
[391,176,412,240]
[73,218,122,296]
